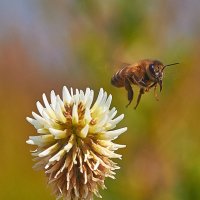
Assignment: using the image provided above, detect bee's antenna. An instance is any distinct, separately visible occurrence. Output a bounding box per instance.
[162,62,180,71]
[165,62,180,67]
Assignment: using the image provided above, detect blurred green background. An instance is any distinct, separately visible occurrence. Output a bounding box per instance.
[1,0,200,199]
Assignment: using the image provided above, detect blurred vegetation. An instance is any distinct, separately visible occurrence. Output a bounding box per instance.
[0,0,200,199]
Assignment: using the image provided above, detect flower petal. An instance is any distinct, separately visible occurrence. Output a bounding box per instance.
[91,88,104,112]
[54,99,66,123]
[26,117,42,129]
[49,149,65,162]
[91,142,122,159]
[62,86,71,105]
[26,135,54,146]
[50,90,56,110]
[72,104,79,124]
[99,127,127,140]
[79,124,89,138]
[49,128,67,139]
[39,143,60,157]
[64,134,75,152]
[42,93,56,118]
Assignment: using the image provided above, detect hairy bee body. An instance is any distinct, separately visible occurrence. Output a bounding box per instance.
[111,59,177,109]
[111,60,153,88]
[111,65,131,87]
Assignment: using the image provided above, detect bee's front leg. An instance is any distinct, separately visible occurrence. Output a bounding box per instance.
[154,84,159,101]
[149,82,159,101]
[125,78,134,107]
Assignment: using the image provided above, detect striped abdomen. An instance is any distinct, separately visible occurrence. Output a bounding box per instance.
[111,66,130,87]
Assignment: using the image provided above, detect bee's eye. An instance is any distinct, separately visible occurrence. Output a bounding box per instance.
[149,64,155,76]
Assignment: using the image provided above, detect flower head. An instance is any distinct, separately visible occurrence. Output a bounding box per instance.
[26,87,127,200]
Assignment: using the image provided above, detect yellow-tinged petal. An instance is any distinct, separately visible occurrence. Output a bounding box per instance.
[26,135,54,146]
[39,143,60,157]
[49,128,67,139]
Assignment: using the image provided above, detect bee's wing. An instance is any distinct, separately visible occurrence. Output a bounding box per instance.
[128,63,146,80]
[113,62,131,71]
[119,62,131,68]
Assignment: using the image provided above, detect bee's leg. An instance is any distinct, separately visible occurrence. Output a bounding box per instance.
[154,84,159,101]
[149,82,157,89]
[131,73,149,89]
[158,80,163,92]
[134,88,144,109]
[125,78,134,107]
[148,82,159,101]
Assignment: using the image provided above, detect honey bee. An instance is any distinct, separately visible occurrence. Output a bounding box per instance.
[111,59,179,109]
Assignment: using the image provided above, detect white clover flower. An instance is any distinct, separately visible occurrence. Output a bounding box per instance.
[26,87,127,200]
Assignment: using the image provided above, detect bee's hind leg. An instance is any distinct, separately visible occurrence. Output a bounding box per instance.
[134,88,144,109]
[125,78,134,107]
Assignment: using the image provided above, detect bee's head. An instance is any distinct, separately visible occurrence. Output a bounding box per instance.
[148,60,164,82]
[148,60,179,91]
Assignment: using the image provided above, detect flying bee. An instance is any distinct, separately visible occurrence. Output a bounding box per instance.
[111,59,179,109]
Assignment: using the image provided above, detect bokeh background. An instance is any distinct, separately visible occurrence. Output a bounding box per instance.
[1,0,200,199]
